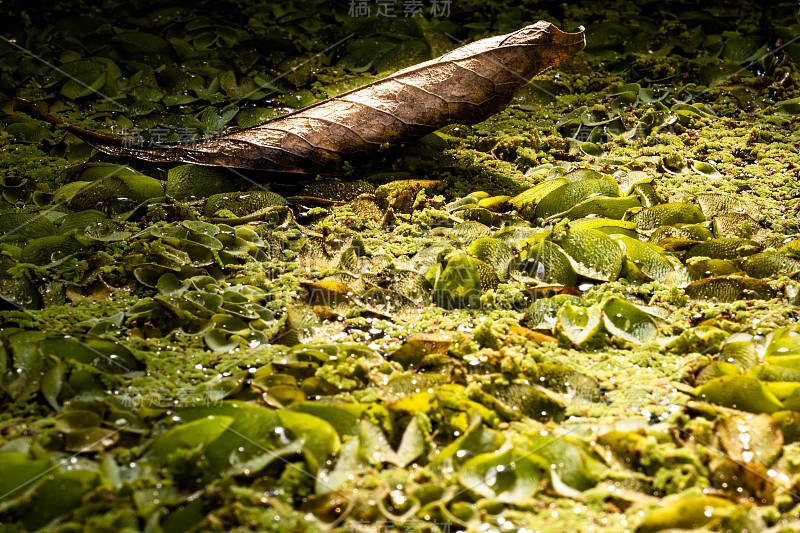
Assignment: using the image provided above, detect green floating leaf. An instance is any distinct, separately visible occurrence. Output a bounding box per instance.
[204,329,237,353]
[277,410,341,472]
[671,102,717,118]
[0,213,56,241]
[556,106,588,127]
[162,94,199,106]
[743,250,800,279]
[691,160,722,178]
[433,254,497,309]
[585,21,632,49]
[608,82,641,96]
[145,415,233,468]
[60,70,106,100]
[781,388,800,411]
[67,164,164,215]
[198,105,239,131]
[448,221,492,245]
[358,419,401,466]
[521,294,581,331]
[0,275,40,310]
[538,363,603,401]
[639,86,670,103]
[765,328,800,358]
[720,338,760,371]
[614,235,675,282]
[695,361,742,385]
[558,196,641,221]
[683,238,761,260]
[41,359,64,411]
[19,470,100,531]
[112,31,172,55]
[492,227,539,249]
[43,57,109,98]
[58,210,112,236]
[467,237,515,282]
[279,89,318,108]
[64,427,120,452]
[289,401,374,437]
[20,234,84,266]
[535,179,620,220]
[611,91,638,113]
[276,305,321,346]
[570,218,638,237]
[485,383,566,421]
[581,108,615,126]
[316,438,370,494]
[562,168,607,183]
[712,213,758,239]
[0,450,53,505]
[509,178,569,214]
[6,122,53,143]
[775,97,800,116]
[458,448,548,503]
[718,412,782,467]
[650,223,714,251]
[391,330,451,368]
[395,417,426,467]
[763,330,800,372]
[147,402,339,485]
[602,298,658,345]
[204,190,287,217]
[518,240,577,286]
[236,107,281,127]
[520,434,601,492]
[559,228,624,281]
[557,302,605,348]
[632,182,664,208]
[684,276,775,302]
[636,495,736,533]
[696,193,760,220]
[39,337,140,375]
[628,203,704,231]
[773,411,800,443]
[430,415,506,469]
[167,164,235,201]
[687,258,742,280]
[694,375,783,414]
[476,194,511,212]
[42,58,101,86]
[579,141,605,157]
[337,38,396,72]
[722,34,763,61]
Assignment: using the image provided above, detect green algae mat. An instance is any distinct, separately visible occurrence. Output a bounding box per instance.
[1,1,800,531]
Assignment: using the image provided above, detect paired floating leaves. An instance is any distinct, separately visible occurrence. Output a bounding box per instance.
[145,401,340,487]
[552,297,659,348]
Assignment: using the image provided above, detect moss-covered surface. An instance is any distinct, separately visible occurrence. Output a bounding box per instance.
[2,0,800,531]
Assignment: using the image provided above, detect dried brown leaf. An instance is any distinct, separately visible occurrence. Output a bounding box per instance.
[15,22,584,174]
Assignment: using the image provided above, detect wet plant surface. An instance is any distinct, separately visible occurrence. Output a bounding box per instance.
[1,0,800,531]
